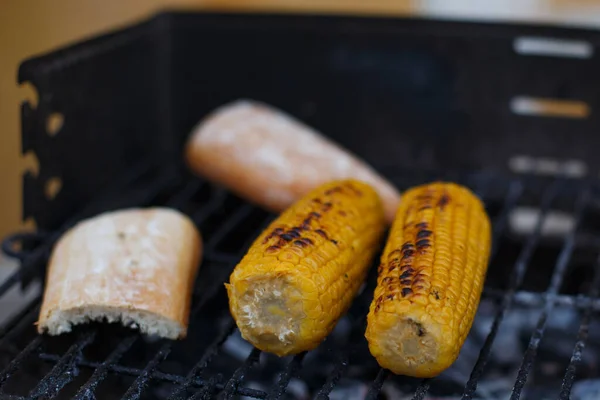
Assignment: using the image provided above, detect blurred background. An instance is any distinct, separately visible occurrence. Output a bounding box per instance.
[1,0,600,241]
[0,2,600,397]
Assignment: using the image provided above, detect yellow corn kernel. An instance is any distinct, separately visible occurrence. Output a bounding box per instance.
[226,179,386,356]
[365,182,491,378]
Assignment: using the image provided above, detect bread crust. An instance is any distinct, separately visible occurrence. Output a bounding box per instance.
[37,207,202,339]
[185,100,400,223]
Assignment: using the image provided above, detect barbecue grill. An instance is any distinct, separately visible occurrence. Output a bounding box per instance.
[2,11,600,399]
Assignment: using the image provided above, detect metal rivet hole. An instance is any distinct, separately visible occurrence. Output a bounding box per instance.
[46,113,64,136]
[45,177,62,200]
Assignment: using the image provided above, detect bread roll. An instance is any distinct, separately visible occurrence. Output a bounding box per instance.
[37,208,202,339]
[185,100,400,223]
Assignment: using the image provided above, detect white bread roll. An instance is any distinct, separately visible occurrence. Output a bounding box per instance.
[185,100,400,223]
[37,208,202,339]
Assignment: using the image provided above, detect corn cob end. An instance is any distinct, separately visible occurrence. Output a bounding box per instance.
[366,309,450,377]
[226,272,317,357]
[365,182,491,378]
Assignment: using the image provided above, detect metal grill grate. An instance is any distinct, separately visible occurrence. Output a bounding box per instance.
[1,165,600,399]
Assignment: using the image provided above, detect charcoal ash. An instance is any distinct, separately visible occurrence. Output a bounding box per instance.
[572,380,600,400]
[472,300,600,382]
[331,296,599,399]
[426,298,600,398]
[237,379,310,400]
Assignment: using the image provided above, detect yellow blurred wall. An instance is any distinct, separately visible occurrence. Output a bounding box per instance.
[0,0,598,239]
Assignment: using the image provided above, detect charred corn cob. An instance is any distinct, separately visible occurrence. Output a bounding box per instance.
[226,179,386,356]
[365,182,491,378]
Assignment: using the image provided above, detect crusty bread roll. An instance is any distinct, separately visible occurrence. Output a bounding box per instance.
[185,100,400,223]
[37,208,202,339]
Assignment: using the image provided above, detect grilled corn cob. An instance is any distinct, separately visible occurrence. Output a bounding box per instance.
[365,182,491,377]
[226,179,386,356]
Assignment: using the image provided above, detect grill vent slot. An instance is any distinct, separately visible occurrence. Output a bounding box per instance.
[514,37,594,59]
[510,97,590,119]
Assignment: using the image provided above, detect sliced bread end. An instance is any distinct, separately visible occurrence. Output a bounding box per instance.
[38,305,186,340]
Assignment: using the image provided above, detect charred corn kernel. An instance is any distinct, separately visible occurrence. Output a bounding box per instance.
[226,179,386,356]
[365,182,491,378]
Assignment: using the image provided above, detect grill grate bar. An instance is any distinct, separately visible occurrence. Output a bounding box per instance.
[166,179,205,210]
[510,186,590,399]
[41,351,272,399]
[27,330,96,399]
[225,212,276,261]
[0,296,40,343]
[193,376,270,399]
[366,368,389,400]
[0,394,25,400]
[73,335,137,400]
[216,383,269,399]
[189,264,233,316]
[197,377,270,399]
[559,255,600,399]
[490,180,525,260]
[0,297,42,386]
[483,288,600,311]
[190,187,228,224]
[0,271,21,299]
[189,210,277,396]
[313,299,374,397]
[121,342,172,400]
[205,203,254,251]
[411,380,431,400]
[0,336,42,389]
[202,251,239,265]
[462,179,562,400]
[198,212,274,284]
[39,352,196,385]
[190,374,224,400]
[244,213,276,246]
[473,176,493,200]
[168,318,236,400]
[266,352,306,400]
[222,347,262,399]
[314,354,349,399]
